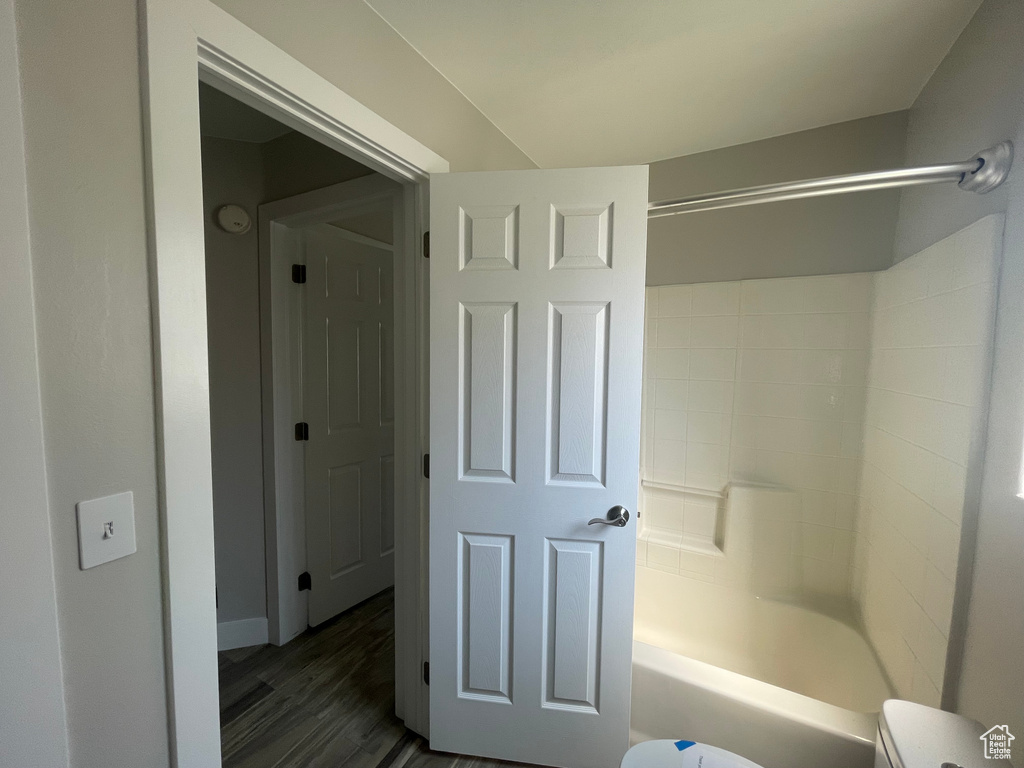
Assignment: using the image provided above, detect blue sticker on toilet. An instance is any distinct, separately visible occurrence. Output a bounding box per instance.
[675,741,696,751]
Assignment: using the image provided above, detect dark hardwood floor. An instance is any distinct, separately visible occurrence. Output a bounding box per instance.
[218,589,532,768]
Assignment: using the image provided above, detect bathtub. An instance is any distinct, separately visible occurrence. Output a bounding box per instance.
[630,566,891,768]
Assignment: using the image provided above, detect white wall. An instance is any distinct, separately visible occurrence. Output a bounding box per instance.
[638,274,873,609]
[0,0,69,763]
[852,215,1003,707]
[11,0,535,763]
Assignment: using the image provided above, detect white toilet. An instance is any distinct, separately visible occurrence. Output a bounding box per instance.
[622,700,1012,768]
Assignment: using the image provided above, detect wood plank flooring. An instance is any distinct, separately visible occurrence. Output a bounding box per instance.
[218,589,536,768]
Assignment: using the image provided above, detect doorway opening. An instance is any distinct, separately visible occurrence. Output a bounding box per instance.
[199,83,411,766]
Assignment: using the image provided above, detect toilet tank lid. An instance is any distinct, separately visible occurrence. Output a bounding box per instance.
[879,700,1011,768]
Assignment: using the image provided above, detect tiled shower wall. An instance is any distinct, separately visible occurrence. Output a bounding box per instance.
[852,214,1003,707]
[638,215,1003,708]
[639,273,873,606]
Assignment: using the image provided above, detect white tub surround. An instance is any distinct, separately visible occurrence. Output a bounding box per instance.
[639,482,815,603]
[640,219,1003,710]
[641,274,872,607]
[852,214,1004,706]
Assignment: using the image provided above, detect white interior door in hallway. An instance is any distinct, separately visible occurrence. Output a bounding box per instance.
[303,223,396,626]
[429,166,649,768]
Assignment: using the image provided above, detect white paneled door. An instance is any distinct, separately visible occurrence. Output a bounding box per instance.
[304,224,396,627]
[429,167,649,768]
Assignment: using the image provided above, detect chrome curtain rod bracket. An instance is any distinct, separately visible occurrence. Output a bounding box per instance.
[648,141,1014,218]
[957,141,1014,193]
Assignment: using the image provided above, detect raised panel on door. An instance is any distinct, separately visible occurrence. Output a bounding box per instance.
[550,205,612,270]
[460,205,519,271]
[430,167,648,768]
[327,318,362,431]
[460,302,517,482]
[328,462,363,575]
[459,533,513,702]
[548,302,609,486]
[543,539,603,711]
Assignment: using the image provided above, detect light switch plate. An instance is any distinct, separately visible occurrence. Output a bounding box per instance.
[76,491,137,569]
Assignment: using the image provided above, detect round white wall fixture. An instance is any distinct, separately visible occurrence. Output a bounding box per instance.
[216,204,251,234]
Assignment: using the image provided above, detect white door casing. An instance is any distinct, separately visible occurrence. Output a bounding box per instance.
[303,224,396,625]
[429,167,649,768]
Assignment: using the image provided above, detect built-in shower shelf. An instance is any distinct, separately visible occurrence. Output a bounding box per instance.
[639,479,726,560]
[641,479,725,501]
[641,527,723,557]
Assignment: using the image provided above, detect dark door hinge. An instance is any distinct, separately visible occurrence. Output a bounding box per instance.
[298,571,311,591]
[294,422,309,441]
[423,453,429,479]
[422,231,430,259]
[292,264,307,283]
[423,661,430,685]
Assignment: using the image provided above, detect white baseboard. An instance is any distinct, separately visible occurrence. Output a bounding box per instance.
[217,617,268,651]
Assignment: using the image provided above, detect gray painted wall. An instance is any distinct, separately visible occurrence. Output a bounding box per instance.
[12,0,533,763]
[894,0,1024,262]
[15,1,172,763]
[647,112,908,285]
[892,0,1024,737]
[202,137,269,626]
[262,130,375,202]
[963,104,1024,746]
[0,0,69,762]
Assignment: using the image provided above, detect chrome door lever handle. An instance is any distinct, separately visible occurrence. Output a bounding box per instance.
[588,506,630,527]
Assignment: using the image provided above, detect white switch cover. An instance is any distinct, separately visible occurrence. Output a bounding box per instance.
[76,491,137,569]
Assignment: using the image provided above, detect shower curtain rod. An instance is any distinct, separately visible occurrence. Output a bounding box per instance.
[647,141,1014,218]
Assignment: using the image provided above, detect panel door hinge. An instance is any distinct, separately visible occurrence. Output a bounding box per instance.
[423,453,429,479]
[422,231,430,259]
[298,571,311,591]
[292,264,307,283]
[294,422,309,441]
[423,661,430,685]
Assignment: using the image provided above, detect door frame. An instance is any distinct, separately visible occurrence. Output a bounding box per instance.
[139,0,446,764]
[257,174,403,646]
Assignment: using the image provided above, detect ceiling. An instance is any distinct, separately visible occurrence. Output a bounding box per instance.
[365,0,982,167]
[199,83,293,143]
